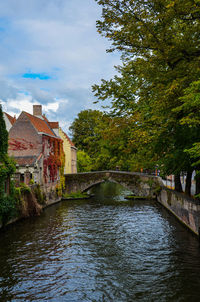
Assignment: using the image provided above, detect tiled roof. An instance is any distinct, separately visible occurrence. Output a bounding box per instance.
[14,156,37,167]
[24,112,56,137]
[42,115,49,122]
[42,115,59,130]
[4,112,16,125]
[49,122,59,129]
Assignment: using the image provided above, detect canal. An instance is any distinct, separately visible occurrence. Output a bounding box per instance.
[1,182,200,301]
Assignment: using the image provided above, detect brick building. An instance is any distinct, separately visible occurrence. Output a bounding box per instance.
[8,105,64,192]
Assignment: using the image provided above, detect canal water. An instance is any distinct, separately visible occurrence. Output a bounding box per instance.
[1,182,200,301]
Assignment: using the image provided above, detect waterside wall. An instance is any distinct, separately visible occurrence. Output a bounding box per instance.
[157,187,200,235]
[0,185,61,230]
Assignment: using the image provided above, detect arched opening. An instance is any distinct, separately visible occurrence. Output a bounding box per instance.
[82,177,134,194]
[84,180,133,202]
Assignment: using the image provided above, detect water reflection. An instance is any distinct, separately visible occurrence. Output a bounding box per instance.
[0,182,200,301]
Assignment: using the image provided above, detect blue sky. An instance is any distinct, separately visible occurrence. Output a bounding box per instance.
[0,0,120,132]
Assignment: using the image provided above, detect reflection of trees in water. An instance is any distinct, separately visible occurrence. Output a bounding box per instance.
[89,181,132,201]
[0,202,73,300]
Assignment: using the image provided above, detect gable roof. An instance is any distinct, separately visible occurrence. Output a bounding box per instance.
[4,112,16,125]
[23,111,56,137]
[42,115,59,130]
[62,129,75,147]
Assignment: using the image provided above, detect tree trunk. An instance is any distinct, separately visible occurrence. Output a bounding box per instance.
[185,171,192,196]
[174,174,183,192]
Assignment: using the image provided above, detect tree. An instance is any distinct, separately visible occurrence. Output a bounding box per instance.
[92,0,200,193]
[0,105,16,223]
[70,109,136,171]
[0,105,8,159]
[77,150,93,172]
[174,80,200,195]
[69,109,104,156]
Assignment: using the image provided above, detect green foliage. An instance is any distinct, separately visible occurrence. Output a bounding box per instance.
[77,150,93,172]
[90,0,200,190]
[175,80,200,127]
[194,193,200,200]
[29,179,34,185]
[0,104,8,158]
[0,180,18,224]
[18,183,31,194]
[71,110,141,172]
[62,191,89,199]
[33,184,46,205]
[69,109,104,154]
[67,0,200,195]
[0,195,17,224]
[125,195,146,200]
[0,104,17,224]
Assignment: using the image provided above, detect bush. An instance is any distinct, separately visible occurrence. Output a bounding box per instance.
[19,183,31,194]
[33,184,46,205]
[0,195,17,224]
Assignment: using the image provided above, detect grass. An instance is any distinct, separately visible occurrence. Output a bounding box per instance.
[62,191,90,199]
[125,195,147,200]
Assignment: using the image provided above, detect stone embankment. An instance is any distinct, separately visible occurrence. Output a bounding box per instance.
[157,184,200,236]
[0,184,61,230]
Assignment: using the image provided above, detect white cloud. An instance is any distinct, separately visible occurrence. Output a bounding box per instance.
[43,101,59,112]
[0,0,121,132]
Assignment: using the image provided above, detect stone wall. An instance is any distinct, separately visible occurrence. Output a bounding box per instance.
[65,171,161,198]
[157,187,200,235]
[0,185,61,229]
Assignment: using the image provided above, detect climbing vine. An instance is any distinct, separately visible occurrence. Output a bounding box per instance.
[9,138,34,151]
[42,136,65,195]
[0,155,16,225]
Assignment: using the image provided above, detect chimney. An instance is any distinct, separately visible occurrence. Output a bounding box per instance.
[33,105,42,116]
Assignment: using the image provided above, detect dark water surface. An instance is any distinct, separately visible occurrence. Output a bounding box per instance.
[1,182,200,301]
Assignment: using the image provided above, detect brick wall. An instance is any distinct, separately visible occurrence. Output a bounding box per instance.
[8,112,42,158]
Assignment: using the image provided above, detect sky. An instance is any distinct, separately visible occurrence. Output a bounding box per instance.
[0,0,121,133]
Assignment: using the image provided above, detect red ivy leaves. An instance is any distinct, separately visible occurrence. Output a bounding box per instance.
[43,136,64,183]
[9,139,35,150]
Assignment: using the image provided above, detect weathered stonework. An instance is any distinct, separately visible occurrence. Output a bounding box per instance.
[64,171,161,198]
[157,187,200,235]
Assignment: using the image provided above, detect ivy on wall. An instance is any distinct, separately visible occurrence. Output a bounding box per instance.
[9,138,35,151]
[42,136,65,195]
[0,105,16,224]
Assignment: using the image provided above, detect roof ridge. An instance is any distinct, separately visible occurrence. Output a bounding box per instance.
[4,112,16,125]
[61,128,75,147]
[23,111,56,137]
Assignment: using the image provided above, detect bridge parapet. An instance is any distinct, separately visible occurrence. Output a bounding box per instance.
[64,171,162,198]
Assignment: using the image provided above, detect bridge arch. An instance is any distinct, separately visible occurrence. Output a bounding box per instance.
[64,171,161,198]
[82,178,133,193]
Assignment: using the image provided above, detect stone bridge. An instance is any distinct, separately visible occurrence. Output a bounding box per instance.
[64,171,162,198]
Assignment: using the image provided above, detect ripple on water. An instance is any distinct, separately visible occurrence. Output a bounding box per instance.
[1,183,200,301]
